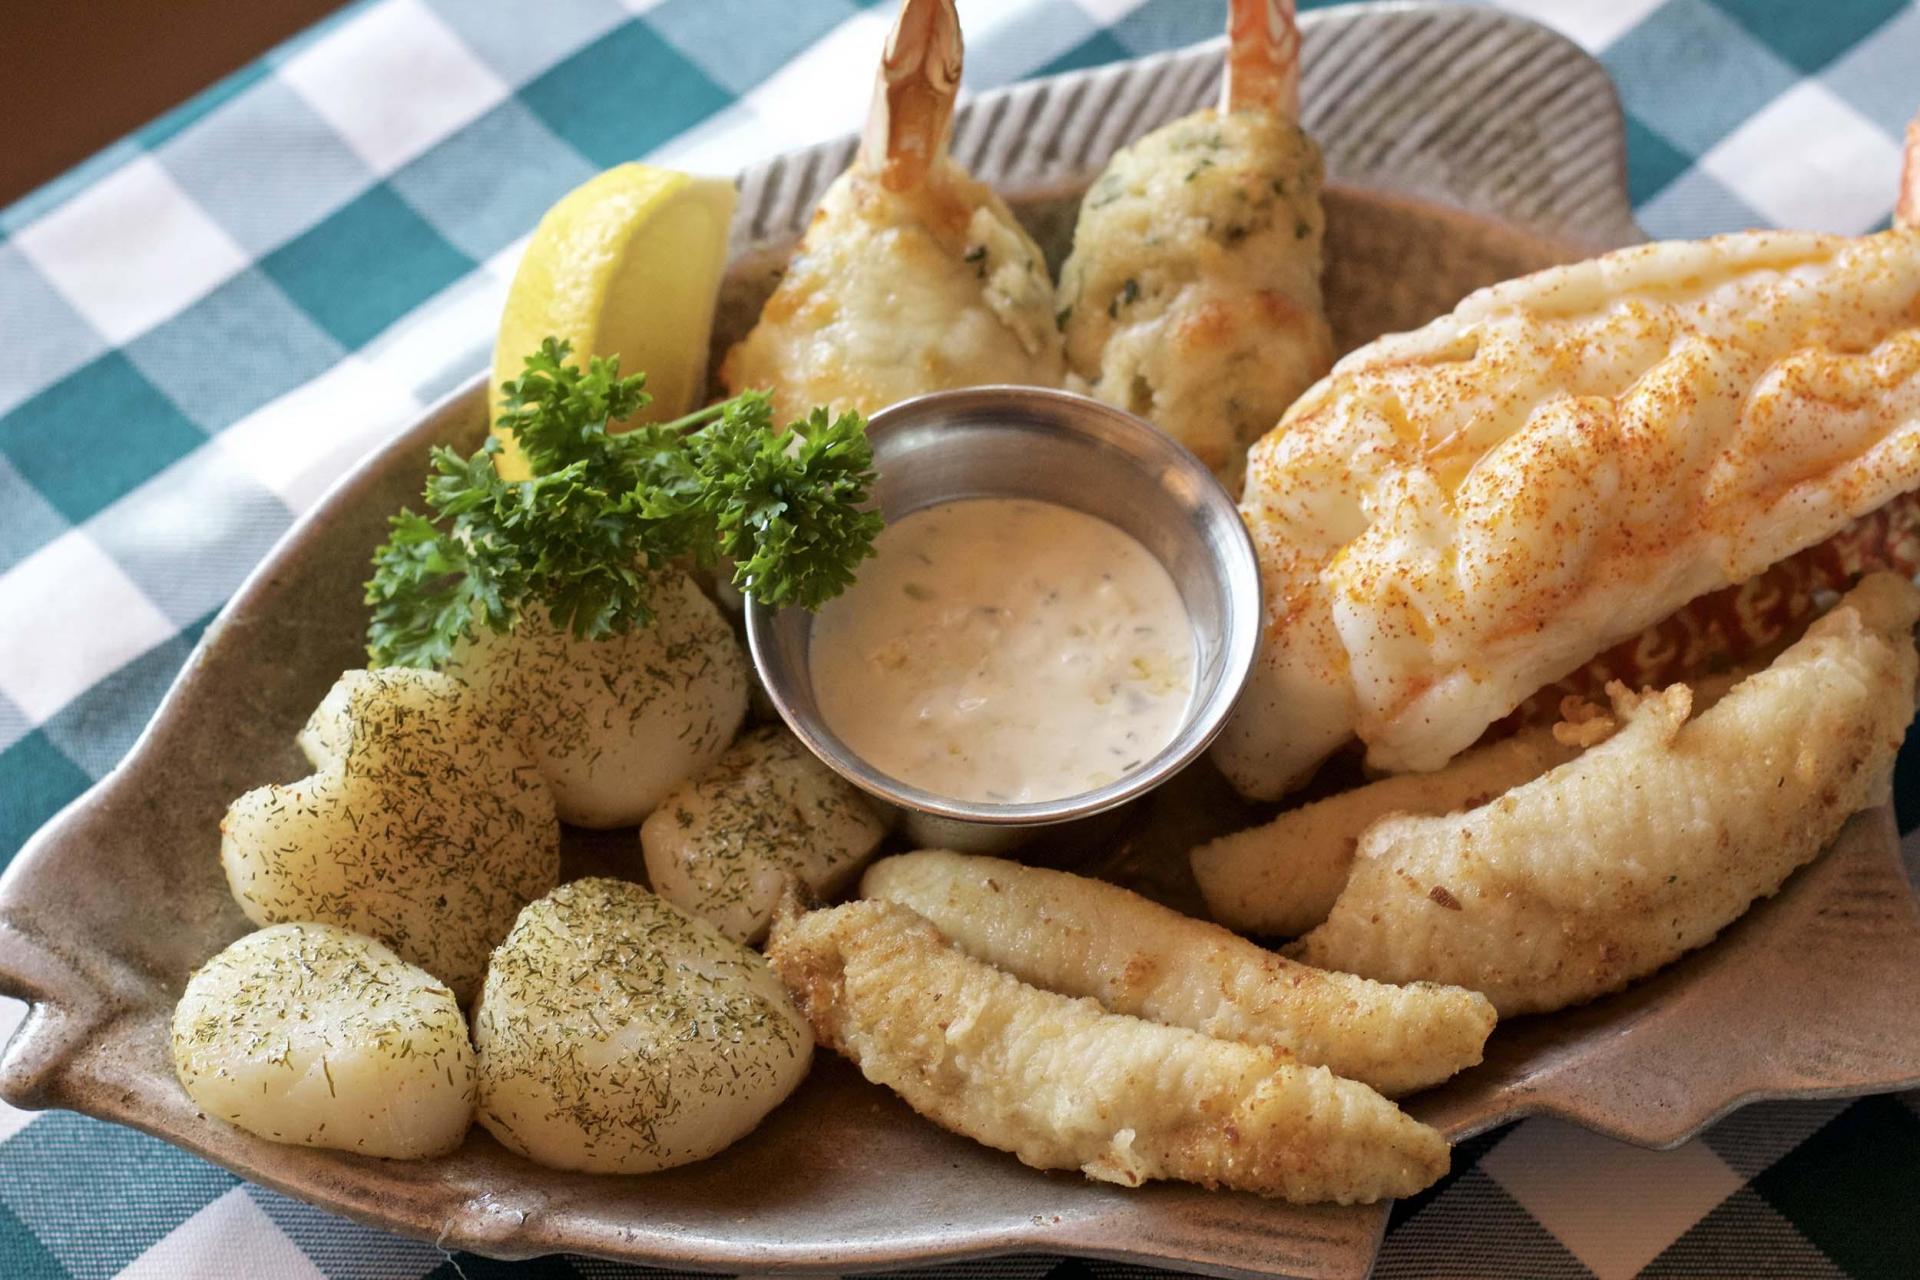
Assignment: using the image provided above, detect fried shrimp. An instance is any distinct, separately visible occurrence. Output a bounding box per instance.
[1219,120,1920,798]
[1290,574,1920,1016]
[1056,0,1332,488]
[720,0,1063,420]
[767,897,1448,1203]
[862,851,1493,1096]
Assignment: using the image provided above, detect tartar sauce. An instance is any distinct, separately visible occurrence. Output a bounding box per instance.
[809,497,1195,804]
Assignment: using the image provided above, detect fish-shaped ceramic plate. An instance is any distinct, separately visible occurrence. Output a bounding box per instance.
[3,5,1916,1278]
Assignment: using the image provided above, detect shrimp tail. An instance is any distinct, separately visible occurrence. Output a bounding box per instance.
[1224,0,1302,120]
[1898,109,1920,230]
[859,0,964,193]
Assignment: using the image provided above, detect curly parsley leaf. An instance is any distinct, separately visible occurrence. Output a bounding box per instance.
[365,337,880,669]
[690,397,886,611]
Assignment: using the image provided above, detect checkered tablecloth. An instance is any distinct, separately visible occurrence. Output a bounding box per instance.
[2,1,1918,1277]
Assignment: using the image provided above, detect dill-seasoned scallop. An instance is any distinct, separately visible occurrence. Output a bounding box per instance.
[474,877,813,1174]
[221,668,559,1001]
[642,726,888,942]
[445,571,750,828]
[171,923,476,1159]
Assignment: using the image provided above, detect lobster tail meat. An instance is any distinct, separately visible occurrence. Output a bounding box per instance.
[1220,227,1920,797]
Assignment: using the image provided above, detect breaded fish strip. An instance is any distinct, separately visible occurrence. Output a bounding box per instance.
[1193,726,1583,937]
[768,898,1448,1203]
[862,851,1492,1096]
[1292,574,1920,1015]
[1193,673,1766,938]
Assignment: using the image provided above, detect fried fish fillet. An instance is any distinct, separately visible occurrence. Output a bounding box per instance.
[1219,227,1920,798]
[1192,725,1584,937]
[768,898,1448,1203]
[862,851,1492,1096]
[1194,670,1752,937]
[1290,574,1920,1015]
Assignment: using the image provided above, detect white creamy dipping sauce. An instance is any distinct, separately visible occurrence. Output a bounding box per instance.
[809,497,1196,804]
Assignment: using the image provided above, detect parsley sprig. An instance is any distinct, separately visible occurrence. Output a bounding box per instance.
[364,338,882,669]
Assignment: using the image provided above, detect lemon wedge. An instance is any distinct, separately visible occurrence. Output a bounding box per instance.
[490,164,736,479]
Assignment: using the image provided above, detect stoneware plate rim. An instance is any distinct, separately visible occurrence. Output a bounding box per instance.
[7,6,1915,1278]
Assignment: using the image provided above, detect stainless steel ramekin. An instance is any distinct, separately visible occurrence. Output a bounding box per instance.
[745,386,1260,850]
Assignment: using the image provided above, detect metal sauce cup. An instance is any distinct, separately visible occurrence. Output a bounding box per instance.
[746,386,1260,852]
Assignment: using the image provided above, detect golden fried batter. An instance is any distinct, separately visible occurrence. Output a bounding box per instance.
[1291,574,1920,1015]
[768,898,1448,1203]
[863,851,1493,1096]
[1192,726,1584,937]
[1196,670,1755,937]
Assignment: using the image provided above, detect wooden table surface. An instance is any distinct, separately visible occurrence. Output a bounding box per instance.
[0,0,344,207]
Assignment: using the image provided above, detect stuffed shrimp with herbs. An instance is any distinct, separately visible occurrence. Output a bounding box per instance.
[1056,0,1333,488]
[720,0,1064,418]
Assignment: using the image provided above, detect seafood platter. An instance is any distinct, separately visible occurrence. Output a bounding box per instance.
[4,2,1920,1277]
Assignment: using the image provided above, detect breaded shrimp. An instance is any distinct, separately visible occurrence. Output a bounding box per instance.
[1290,574,1920,1016]
[720,0,1063,420]
[1056,0,1333,488]
[861,850,1494,1096]
[767,897,1448,1203]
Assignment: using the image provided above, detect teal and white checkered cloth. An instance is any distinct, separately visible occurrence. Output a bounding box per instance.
[2,1,1918,1276]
